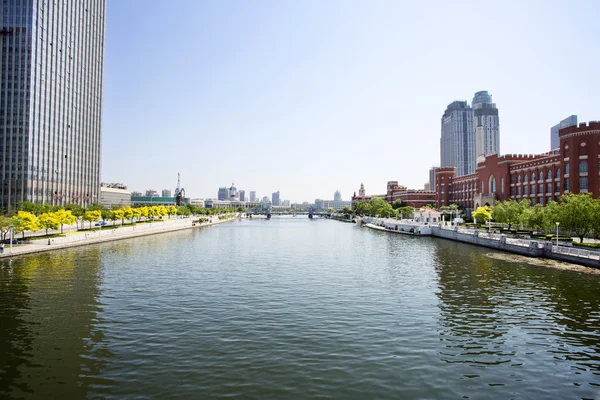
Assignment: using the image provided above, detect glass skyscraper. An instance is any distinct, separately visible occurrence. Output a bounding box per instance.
[0,1,106,212]
[440,101,475,176]
[472,90,500,162]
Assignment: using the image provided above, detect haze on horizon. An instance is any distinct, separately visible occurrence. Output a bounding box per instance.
[102,0,600,204]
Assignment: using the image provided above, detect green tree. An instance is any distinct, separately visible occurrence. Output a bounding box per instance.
[11,211,39,238]
[399,206,414,219]
[492,199,529,229]
[368,197,388,216]
[377,203,393,217]
[83,210,102,229]
[521,203,546,232]
[102,209,115,226]
[472,205,492,224]
[53,209,76,234]
[392,199,406,210]
[37,212,60,235]
[17,201,42,215]
[0,215,12,241]
[177,206,191,216]
[558,193,596,243]
[354,201,370,216]
[166,205,178,218]
[65,203,85,230]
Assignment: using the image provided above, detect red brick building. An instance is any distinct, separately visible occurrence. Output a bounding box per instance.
[434,121,600,211]
[352,181,437,209]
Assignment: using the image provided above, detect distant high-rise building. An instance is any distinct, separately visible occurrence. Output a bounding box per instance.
[249,191,256,202]
[162,189,172,198]
[218,187,228,200]
[145,190,158,197]
[429,167,437,192]
[131,191,142,197]
[239,190,245,201]
[551,115,578,150]
[272,191,280,206]
[473,91,500,163]
[441,101,475,176]
[0,1,107,211]
[262,196,270,203]
[334,190,342,201]
[424,182,431,191]
[228,183,238,201]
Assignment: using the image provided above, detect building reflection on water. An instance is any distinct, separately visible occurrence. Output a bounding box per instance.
[432,239,600,376]
[0,248,115,398]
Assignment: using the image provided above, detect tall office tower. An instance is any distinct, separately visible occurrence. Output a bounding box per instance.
[0,1,107,211]
[272,191,280,206]
[162,189,172,198]
[472,91,500,163]
[239,190,245,202]
[551,115,577,150]
[440,101,475,176]
[334,190,341,201]
[249,191,256,202]
[429,167,436,192]
[218,187,228,200]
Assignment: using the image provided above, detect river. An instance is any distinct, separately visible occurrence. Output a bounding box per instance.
[1,216,599,399]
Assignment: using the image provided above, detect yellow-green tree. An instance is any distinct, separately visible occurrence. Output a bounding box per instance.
[83,210,102,229]
[53,209,76,234]
[472,205,492,224]
[11,211,39,238]
[131,207,141,222]
[122,206,134,223]
[166,205,177,218]
[157,205,168,218]
[37,212,60,235]
[113,209,125,225]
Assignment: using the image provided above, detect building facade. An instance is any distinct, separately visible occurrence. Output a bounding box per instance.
[440,101,475,176]
[0,1,106,211]
[551,115,577,150]
[435,121,600,210]
[249,191,256,202]
[100,183,130,208]
[162,189,172,198]
[272,191,280,206]
[239,190,245,201]
[473,91,500,162]
[218,187,228,200]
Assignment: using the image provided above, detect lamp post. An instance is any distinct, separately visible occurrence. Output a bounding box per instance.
[555,222,560,246]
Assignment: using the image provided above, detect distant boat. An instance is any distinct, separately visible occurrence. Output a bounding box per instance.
[267,213,271,219]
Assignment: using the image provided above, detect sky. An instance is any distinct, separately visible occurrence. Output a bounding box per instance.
[101,0,600,204]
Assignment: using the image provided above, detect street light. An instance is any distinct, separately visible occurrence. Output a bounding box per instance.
[555,222,560,246]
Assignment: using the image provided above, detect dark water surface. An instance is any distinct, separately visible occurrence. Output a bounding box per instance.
[1,217,600,399]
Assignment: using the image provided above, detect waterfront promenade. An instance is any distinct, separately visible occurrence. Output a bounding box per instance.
[361,217,600,268]
[0,215,238,258]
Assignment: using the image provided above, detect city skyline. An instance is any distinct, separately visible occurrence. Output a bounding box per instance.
[101,1,600,202]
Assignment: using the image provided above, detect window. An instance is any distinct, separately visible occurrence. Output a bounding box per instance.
[556,168,560,178]
[532,185,536,194]
[580,177,589,191]
[524,174,528,183]
[555,182,560,192]
[539,183,543,194]
[500,177,504,194]
[490,176,496,193]
[524,186,529,195]
[547,183,552,193]
[580,161,588,174]
[518,175,522,184]
[547,169,552,180]
[510,187,515,196]
[565,179,570,192]
[531,172,536,182]
[510,175,515,184]
[518,186,522,196]
[565,163,570,175]
[539,171,544,181]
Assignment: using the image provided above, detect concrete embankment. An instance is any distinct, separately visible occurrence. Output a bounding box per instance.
[430,226,600,268]
[351,218,600,269]
[0,215,239,258]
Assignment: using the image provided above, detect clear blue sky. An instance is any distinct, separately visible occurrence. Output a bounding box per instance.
[102,0,600,203]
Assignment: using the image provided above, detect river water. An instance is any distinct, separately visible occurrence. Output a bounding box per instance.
[1,217,599,399]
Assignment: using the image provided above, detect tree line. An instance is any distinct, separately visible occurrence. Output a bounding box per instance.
[0,202,240,241]
[471,193,600,242]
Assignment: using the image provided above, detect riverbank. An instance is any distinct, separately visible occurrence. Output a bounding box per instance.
[0,214,240,258]
[354,217,600,269]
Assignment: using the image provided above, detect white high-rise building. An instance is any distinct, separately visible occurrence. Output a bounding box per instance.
[440,101,475,176]
[473,91,500,163]
[249,191,256,202]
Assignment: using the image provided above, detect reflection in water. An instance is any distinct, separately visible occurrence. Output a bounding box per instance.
[0,249,115,399]
[433,240,600,396]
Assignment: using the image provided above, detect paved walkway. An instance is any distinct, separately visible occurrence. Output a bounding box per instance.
[0,215,239,258]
